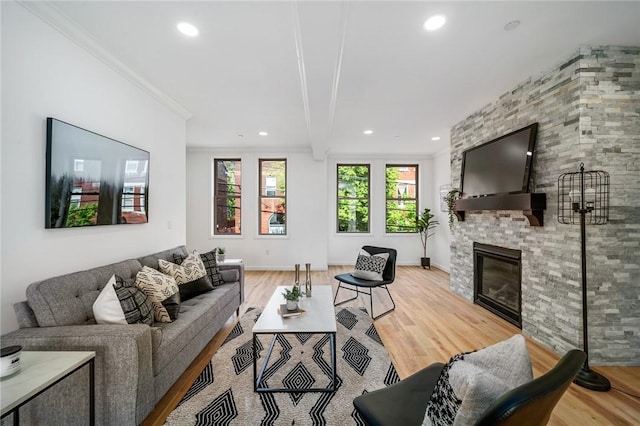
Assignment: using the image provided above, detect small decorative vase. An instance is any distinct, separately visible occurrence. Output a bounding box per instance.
[217,253,225,262]
[305,263,312,297]
[294,264,300,288]
[286,299,298,311]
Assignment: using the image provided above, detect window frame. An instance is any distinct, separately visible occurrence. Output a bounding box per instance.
[213,158,242,236]
[258,158,287,236]
[336,163,371,234]
[385,164,419,234]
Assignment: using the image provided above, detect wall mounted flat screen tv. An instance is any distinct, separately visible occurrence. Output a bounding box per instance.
[461,123,538,198]
[46,118,149,228]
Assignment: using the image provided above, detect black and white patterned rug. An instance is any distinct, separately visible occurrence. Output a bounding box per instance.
[165,306,399,425]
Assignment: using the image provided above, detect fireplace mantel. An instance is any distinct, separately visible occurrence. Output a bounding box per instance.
[454,193,547,226]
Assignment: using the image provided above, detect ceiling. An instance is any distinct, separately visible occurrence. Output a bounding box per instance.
[36,1,640,158]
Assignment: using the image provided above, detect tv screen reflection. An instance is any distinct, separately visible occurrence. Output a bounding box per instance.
[46,118,149,228]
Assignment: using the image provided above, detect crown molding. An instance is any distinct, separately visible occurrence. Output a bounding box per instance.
[18,1,193,120]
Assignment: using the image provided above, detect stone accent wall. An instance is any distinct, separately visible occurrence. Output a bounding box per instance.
[450,46,640,365]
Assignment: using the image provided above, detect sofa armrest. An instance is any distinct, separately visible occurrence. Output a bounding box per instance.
[218,262,245,304]
[0,324,154,425]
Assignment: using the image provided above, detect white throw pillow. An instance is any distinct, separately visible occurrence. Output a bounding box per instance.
[92,275,127,325]
[351,249,389,281]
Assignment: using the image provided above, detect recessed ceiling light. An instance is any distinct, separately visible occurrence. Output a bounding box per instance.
[424,15,446,31]
[432,136,441,141]
[177,22,199,37]
[363,129,373,135]
[258,131,268,136]
[504,20,521,31]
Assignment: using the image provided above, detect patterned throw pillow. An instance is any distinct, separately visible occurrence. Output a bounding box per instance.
[422,335,533,426]
[159,251,206,284]
[93,275,154,325]
[351,249,389,281]
[113,275,154,325]
[135,266,180,323]
[160,251,214,301]
[174,249,224,287]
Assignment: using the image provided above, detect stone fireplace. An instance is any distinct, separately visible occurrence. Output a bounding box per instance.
[449,46,640,365]
[473,243,522,328]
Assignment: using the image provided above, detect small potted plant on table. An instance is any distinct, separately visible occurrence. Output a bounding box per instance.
[215,247,226,262]
[417,208,439,269]
[282,286,304,311]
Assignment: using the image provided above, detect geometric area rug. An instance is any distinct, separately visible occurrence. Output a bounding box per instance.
[165,306,399,425]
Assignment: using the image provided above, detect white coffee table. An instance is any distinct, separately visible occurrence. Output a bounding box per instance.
[252,285,337,393]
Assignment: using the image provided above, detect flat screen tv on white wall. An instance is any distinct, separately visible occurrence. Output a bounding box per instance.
[45,118,150,228]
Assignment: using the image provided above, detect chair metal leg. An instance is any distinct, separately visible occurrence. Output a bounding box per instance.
[334,282,359,306]
[334,281,396,320]
[371,285,396,320]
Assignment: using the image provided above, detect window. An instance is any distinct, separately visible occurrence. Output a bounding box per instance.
[259,159,286,235]
[213,159,242,235]
[337,164,370,233]
[386,164,418,233]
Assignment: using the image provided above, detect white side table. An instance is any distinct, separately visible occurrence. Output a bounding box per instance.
[0,351,95,425]
[219,258,243,265]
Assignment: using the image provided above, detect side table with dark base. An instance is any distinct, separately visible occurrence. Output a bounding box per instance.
[0,351,95,425]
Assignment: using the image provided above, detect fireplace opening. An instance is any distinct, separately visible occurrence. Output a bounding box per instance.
[473,242,522,328]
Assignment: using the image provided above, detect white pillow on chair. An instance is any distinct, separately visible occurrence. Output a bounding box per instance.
[351,249,389,281]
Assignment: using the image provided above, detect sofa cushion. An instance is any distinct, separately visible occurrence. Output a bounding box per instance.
[138,246,189,271]
[150,283,239,375]
[26,259,143,327]
[135,266,180,323]
[422,335,533,426]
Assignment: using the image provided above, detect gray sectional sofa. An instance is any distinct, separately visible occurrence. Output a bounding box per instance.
[1,246,244,425]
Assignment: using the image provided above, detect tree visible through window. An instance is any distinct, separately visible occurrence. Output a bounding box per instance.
[214,159,242,235]
[386,165,418,233]
[337,164,370,233]
[259,159,286,235]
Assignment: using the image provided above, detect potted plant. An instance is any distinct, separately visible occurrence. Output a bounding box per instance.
[446,189,460,230]
[417,208,439,269]
[215,247,226,262]
[282,286,304,310]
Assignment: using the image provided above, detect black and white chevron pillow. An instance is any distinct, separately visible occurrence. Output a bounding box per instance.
[159,251,207,284]
[135,266,179,323]
[351,249,389,281]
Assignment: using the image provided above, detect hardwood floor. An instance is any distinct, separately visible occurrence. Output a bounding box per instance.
[143,266,640,425]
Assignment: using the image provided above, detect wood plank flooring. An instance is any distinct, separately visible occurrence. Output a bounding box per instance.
[142,266,640,425]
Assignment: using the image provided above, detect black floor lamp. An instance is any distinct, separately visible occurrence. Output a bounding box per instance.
[557,162,611,392]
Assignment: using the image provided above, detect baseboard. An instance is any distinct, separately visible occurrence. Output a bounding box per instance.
[244,264,329,271]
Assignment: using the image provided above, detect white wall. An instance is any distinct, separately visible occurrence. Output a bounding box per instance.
[186,149,328,270]
[430,147,452,272]
[185,150,453,271]
[326,155,438,266]
[1,2,187,333]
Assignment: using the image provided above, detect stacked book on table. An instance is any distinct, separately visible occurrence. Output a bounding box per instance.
[278,304,306,318]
